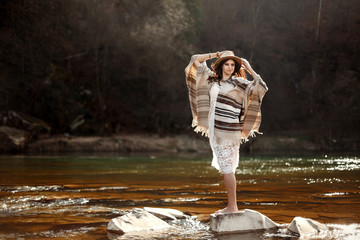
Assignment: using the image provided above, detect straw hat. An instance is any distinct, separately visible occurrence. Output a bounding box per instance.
[214,52,243,71]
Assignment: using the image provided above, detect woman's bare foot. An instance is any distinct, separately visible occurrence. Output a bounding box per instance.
[214,206,239,215]
[214,207,226,215]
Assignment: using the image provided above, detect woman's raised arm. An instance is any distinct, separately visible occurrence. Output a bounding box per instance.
[193,50,233,68]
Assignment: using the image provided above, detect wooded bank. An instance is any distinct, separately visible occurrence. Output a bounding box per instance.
[1,0,359,152]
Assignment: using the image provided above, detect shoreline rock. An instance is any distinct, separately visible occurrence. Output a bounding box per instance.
[0,111,51,139]
[0,126,31,152]
[0,111,51,153]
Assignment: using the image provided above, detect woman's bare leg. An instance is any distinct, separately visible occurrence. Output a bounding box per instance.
[216,172,239,214]
[224,172,238,211]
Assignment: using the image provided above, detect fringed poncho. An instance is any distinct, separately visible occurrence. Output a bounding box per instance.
[185,54,268,145]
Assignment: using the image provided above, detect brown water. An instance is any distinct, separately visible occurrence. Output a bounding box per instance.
[0,153,359,239]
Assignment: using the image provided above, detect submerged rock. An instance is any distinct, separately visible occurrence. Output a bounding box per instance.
[107,208,170,235]
[143,207,186,220]
[288,216,328,236]
[210,209,278,233]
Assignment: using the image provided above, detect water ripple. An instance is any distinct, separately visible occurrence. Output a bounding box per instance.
[4,185,64,193]
[1,196,90,213]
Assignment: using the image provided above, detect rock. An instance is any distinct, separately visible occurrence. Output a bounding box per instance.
[0,111,51,139]
[288,216,328,236]
[143,207,186,220]
[0,126,31,152]
[210,209,278,233]
[107,208,170,235]
[193,213,210,223]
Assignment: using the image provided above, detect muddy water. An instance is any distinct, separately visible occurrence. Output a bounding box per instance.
[0,153,359,239]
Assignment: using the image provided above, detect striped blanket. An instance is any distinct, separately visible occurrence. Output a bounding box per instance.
[185,54,268,144]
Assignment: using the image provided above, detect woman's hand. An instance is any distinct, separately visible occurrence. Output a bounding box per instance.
[241,58,258,78]
[241,58,251,70]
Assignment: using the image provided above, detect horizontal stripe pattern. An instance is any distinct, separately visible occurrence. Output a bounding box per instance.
[215,107,238,119]
[228,78,247,90]
[217,94,242,109]
[215,120,242,131]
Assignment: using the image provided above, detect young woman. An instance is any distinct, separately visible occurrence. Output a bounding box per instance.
[185,51,268,215]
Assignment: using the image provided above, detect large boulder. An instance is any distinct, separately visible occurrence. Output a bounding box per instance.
[0,111,51,139]
[288,217,328,236]
[107,208,170,235]
[0,126,30,152]
[210,209,278,233]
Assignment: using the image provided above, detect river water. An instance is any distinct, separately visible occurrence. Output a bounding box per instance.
[0,153,359,239]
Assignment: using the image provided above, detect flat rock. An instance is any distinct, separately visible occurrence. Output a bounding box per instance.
[210,209,278,233]
[288,216,328,236]
[143,207,185,220]
[107,208,170,235]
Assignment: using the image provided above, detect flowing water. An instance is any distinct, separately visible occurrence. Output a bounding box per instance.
[0,153,359,239]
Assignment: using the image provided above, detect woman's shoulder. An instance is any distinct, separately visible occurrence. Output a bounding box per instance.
[233,76,251,85]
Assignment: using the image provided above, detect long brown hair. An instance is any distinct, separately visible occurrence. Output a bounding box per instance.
[208,59,246,85]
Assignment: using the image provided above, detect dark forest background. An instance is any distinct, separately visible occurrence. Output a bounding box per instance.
[1,0,359,149]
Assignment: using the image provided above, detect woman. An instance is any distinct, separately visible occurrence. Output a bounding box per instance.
[185,51,268,215]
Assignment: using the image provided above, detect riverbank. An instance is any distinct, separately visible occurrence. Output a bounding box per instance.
[27,134,210,154]
[24,133,359,154]
[1,111,359,154]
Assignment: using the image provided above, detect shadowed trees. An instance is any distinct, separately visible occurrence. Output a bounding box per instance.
[0,0,359,149]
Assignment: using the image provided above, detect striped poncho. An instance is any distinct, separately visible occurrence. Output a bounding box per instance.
[185,54,268,145]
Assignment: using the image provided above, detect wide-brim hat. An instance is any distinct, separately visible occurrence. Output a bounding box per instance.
[214,52,243,71]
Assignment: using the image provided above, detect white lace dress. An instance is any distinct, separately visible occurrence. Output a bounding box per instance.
[208,83,240,174]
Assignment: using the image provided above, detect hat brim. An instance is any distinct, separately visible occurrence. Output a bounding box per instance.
[214,56,243,70]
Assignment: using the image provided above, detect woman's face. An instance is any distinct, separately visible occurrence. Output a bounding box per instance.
[222,59,236,76]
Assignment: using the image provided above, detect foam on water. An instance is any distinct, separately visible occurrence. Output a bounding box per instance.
[1,196,90,213]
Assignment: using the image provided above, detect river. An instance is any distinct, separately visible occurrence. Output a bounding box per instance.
[0,153,359,239]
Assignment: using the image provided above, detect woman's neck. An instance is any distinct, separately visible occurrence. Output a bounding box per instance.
[221,74,232,81]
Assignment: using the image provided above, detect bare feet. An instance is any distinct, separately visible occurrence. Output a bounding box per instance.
[214,206,239,216]
[214,207,226,215]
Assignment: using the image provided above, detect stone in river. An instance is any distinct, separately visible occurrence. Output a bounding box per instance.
[107,208,170,235]
[210,209,278,233]
[288,216,328,236]
[143,207,186,220]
